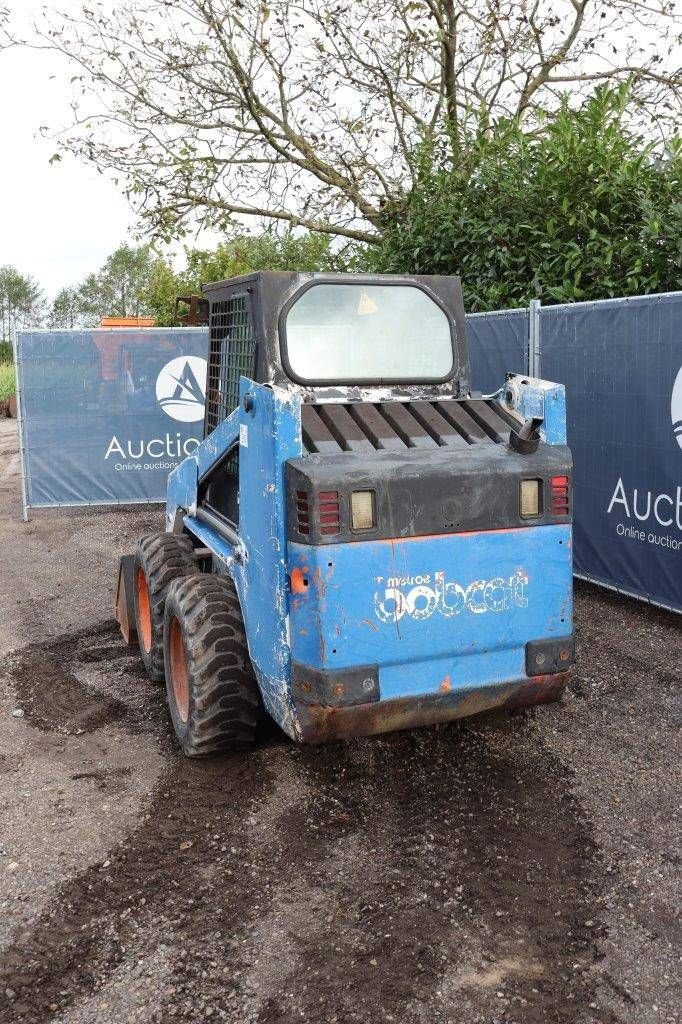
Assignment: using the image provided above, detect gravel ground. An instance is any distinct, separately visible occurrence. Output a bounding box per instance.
[0,417,679,1024]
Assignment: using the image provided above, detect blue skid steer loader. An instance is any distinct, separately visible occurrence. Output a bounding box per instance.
[116,272,574,756]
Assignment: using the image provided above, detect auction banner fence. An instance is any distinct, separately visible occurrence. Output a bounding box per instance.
[15,328,208,514]
[465,293,681,611]
[541,293,681,613]
[466,307,528,395]
[15,295,681,611]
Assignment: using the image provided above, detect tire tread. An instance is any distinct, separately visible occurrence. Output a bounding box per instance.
[163,574,259,757]
[134,532,198,682]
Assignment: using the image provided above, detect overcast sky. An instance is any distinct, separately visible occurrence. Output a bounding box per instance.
[0,1,139,299]
[1,2,679,303]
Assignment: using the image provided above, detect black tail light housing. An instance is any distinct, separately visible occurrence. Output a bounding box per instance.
[286,445,572,545]
[296,490,310,535]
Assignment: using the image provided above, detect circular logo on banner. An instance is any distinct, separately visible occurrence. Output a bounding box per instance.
[156,356,207,422]
[672,365,682,452]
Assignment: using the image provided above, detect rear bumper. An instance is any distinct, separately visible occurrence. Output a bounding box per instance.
[287,525,573,742]
[294,671,570,743]
[288,525,573,685]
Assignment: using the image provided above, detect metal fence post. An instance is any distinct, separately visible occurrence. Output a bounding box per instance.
[528,299,541,378]
[12,332,30,522]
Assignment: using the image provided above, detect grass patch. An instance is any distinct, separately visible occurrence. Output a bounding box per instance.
[0,362,15,400]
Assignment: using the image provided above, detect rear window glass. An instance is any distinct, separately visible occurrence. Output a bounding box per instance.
[284,283,454,383]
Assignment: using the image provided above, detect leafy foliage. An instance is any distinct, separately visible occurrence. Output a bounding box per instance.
[142,232,339,325]
[47,232,337,328]
[47,287,85,329]
[139,258,179,329]
[0,362,14,400]
[76,244,158,323]
[14,0,680,243]
[369,88,682,310]
[144,232,339,325]
[0,266,44,342]
[182,232,340,288]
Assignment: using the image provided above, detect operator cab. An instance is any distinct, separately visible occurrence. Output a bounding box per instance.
[200,272,554,545]
[202,272,470,434]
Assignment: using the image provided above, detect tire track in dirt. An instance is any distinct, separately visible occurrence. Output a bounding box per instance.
[1,625,609,1024]
[233,722,608,1024]
[2,628,358,1023]
[7,623,157,738]
[0,626,273,1023]
[0,756,271,1023]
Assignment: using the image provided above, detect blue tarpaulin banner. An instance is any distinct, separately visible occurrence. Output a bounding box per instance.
[541,294,681,611]
[466,309,528,394]
[16,296,681,612]
[16,328,209,508]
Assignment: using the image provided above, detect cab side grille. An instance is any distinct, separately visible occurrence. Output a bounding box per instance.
[204,292,256,436]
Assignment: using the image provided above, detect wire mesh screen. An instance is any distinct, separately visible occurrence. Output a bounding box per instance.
[204,292,256,435]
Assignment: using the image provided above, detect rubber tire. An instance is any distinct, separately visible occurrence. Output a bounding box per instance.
[133,533,199,683]
[163,574,260,757]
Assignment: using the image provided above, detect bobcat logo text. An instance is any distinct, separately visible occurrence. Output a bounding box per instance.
[374,570,529,623]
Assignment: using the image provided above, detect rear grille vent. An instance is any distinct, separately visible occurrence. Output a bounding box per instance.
[318,491,340,535]
[301,399,518,455]
[551,476,570,516]
[296,490,310,535]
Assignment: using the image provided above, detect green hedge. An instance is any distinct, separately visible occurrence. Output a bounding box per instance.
[0,363,15,400]
[369,87,682,311]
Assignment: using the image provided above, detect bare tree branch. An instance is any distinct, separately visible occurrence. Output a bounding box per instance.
[4,0,678,243]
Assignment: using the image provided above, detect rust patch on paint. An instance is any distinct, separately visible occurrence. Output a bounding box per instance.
[376,526,520,545]
[503,672,569,711]
[313,567,327,600]
[290,567,308,594]
[295,672,570,743]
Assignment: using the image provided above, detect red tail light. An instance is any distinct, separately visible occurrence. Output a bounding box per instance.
[550,476,570,516]
[296,489,310,535]
[318,490,340,535]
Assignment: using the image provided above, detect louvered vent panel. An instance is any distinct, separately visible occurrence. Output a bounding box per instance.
[301,400,514,454]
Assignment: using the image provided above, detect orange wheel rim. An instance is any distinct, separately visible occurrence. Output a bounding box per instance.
[169,616,190,723]
[136,568,152,654]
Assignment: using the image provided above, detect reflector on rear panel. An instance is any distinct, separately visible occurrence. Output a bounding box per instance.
[520,479,541,518]
[351,490,375,531]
